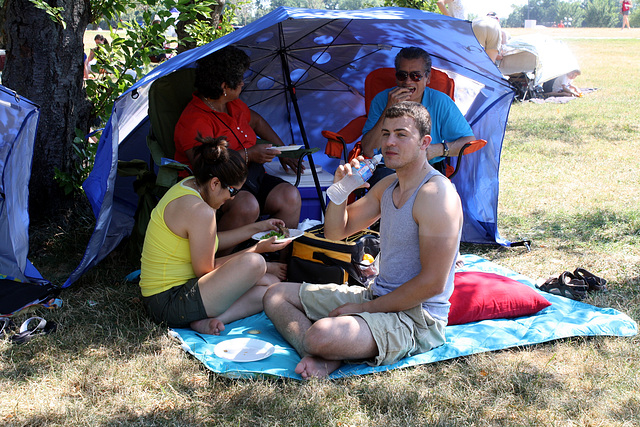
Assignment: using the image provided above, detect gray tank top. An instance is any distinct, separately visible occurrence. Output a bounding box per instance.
[371,169,459,321]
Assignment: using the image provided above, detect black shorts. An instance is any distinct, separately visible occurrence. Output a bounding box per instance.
[142,278,208,328]
[242,163,287,210]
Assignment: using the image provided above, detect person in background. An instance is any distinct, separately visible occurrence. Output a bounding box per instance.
[84,34,108,79]
[140,136,291,335]
[546,70,582,98]
[472,12,502,63]
[436,0,466,19]
[622,0,632,29]
[174,46,302,248]
[360,47,475,184]
[264,102,463,379]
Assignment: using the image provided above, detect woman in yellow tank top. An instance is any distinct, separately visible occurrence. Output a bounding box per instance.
[140,136,291,335]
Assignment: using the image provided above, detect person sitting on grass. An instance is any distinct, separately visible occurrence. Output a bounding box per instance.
[263,101,463,379]
[140,135,291,335]
[545,70,582,98]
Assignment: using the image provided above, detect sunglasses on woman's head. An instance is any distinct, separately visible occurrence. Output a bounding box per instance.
[395,71,424,82]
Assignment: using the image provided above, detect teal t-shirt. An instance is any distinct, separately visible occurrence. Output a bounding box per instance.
[363,87,474,164]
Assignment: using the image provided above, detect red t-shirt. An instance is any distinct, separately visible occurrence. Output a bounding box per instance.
[622,0,631,11]
[173,94,257,168]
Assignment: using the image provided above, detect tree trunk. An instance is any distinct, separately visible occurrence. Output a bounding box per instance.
[2,0,91,219]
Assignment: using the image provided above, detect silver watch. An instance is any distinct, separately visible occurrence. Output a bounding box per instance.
[442,142,449,157]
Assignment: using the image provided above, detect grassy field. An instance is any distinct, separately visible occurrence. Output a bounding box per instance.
[2,29,640,425]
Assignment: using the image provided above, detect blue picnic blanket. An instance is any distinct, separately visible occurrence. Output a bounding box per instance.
[170,255,637,379]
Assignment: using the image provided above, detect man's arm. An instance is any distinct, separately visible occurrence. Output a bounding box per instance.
[331,176,462,316]
[324,161,393,240]
[425,135,476,161]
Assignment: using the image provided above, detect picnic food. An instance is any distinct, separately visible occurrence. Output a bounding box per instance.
[277,224,291,238]
[259,225,290,240]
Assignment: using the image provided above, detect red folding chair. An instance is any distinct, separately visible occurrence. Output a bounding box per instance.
[323,67,485,181]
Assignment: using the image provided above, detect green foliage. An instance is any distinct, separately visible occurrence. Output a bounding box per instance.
[54,129,98,195]
[382,0,438,12]
[630,8,640,26]
[175,0,244,46]
[582,0,620,27]
[28,0,66,29]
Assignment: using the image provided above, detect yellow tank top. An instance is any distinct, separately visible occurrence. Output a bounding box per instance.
[139,177,218,297]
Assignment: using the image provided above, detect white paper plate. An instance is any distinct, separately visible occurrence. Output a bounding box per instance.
[214,338,275,362]
[252,228,304,243]
[268,145,303,152]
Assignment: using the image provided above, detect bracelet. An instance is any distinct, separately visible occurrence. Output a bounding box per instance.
[244,147,249,163]
[442,142,450,157]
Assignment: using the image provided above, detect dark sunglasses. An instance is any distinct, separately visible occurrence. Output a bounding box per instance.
[222,183,240,197]
[395,71,424,82]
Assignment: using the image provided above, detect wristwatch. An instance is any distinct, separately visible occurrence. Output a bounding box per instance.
[442,142,450,157]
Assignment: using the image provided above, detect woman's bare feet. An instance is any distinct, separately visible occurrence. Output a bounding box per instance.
[190,318,225,335]
[266,262,287,281]
[295,356,342,379]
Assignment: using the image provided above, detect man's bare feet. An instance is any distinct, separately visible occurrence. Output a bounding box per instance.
[295,356,342,379]
[190,318,225,335]
[266,262,287,281]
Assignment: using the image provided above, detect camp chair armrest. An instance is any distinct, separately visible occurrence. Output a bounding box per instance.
[447,139,487,180]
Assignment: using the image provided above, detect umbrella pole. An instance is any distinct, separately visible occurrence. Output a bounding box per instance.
[278,53,327,217]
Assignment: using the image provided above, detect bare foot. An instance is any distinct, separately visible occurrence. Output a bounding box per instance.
[266,262,287,281]
[295,356,342,379]
[190,318,225,335]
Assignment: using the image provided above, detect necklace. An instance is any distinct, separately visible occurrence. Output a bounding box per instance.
[202,96,225,113]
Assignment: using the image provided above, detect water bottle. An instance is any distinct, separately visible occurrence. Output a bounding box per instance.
[327,154,383,205]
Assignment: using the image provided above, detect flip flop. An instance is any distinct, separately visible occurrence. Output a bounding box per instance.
[573,268,608,293]
[10,317,57,344]
[0,317,14,338]
[537,271,588,301]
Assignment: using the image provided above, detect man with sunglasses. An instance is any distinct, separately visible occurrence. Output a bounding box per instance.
[360,47,475,179]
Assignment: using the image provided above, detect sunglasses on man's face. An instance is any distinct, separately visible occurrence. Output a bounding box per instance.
[395,71,424,82]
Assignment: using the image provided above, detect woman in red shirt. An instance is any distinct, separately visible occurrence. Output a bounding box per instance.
[175,47,301,256]
[622,0,632,29]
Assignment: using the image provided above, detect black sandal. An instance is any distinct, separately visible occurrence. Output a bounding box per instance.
[538,271,588,301]
[573,268,608,293]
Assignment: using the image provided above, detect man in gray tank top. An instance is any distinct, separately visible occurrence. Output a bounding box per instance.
[264,102,463,379]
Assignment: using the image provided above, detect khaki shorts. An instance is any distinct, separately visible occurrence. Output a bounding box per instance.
[142,278,207,328]
[299,283,446,366]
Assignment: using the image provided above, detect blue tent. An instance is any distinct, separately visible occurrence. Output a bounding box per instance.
[0,84,40,281]
[66,7,515,286]
[0,84,61,316]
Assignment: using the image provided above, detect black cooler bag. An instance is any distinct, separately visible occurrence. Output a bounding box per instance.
[288,224,380,286]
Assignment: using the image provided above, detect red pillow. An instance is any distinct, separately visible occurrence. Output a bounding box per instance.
[448,272,552,326]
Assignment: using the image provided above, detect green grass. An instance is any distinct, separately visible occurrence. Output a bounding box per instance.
[2,31,640,426]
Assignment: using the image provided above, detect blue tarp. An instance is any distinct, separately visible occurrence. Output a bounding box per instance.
[170,255,638,380]
[67,7,515,286]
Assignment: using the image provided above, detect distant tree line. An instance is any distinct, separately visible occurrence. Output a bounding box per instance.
[503,0,640,28]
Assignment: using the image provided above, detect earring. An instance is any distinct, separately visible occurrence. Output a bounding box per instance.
[224,91,227,97]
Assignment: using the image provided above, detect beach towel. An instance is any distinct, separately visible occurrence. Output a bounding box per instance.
[170,255,637,379]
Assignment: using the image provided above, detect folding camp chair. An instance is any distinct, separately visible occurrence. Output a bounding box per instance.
[323,67,485,181]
